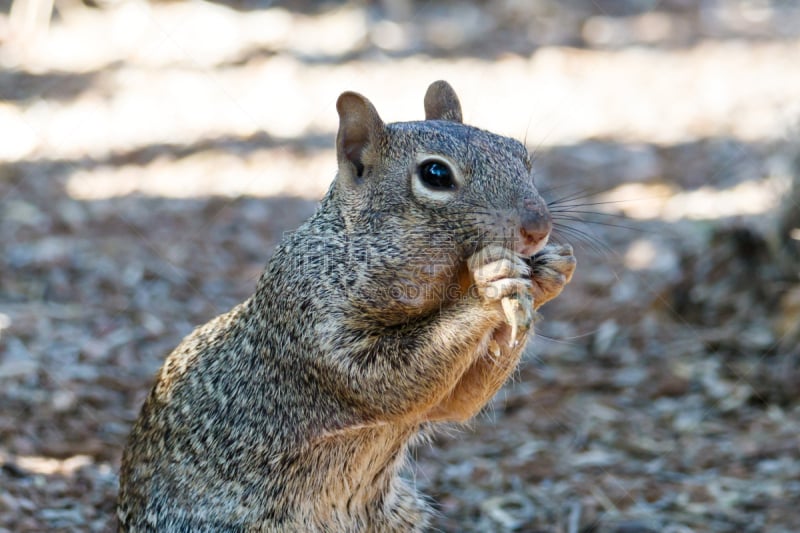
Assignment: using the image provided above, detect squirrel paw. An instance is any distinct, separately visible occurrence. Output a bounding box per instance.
[528,243,576,309]
[468,245,533,346]
[468,245,532,301]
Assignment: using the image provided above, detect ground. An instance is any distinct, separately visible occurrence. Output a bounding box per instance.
[1,1,799,532]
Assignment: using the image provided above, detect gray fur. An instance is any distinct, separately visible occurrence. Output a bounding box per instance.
[118,81,575,532]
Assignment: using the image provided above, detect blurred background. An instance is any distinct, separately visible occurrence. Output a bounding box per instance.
[1,0,799,531]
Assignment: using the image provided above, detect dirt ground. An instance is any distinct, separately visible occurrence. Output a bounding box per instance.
[1,1,800,531]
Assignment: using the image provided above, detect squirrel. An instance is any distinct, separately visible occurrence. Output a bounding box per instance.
[117,80,576,532]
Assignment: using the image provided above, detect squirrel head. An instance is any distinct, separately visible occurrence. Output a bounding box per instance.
[334,80,551,261]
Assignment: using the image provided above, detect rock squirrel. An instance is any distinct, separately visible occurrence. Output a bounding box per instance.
[117,80,576,531]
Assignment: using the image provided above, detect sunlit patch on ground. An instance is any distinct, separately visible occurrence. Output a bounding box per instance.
[599,176,789,221]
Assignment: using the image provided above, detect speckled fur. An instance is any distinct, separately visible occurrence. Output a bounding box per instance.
[118,81,575,532]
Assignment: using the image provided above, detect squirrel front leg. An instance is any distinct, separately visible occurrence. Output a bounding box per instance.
[424,246,532,423]
[329,246,533,425]
[427,243,576,423]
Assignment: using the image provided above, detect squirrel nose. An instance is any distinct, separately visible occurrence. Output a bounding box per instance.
[518,197,552,256]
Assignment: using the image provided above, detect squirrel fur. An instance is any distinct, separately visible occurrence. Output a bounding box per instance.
[117,80,576,531]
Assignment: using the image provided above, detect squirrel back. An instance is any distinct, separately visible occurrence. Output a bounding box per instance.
[118,81,575,531]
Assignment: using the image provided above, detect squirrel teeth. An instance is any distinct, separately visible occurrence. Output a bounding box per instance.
[501,293,534,347]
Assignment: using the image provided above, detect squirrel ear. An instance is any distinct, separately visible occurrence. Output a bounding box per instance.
[336,91,385,179]
[424,80,463,123]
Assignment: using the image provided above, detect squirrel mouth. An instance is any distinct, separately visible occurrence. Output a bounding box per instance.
[515,233,550,257]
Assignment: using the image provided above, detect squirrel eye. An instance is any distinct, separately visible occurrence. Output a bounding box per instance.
[418,161,456,190]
